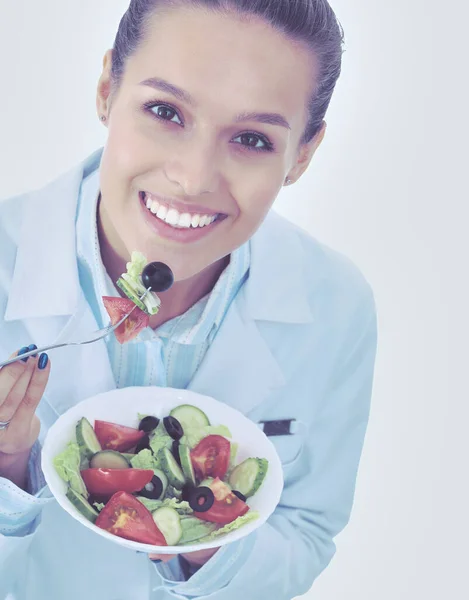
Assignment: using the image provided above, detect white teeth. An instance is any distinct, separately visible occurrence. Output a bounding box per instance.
[179,213,192,228]
[166,208,180,226]
[144,194,218,229]
[156,205,168,220]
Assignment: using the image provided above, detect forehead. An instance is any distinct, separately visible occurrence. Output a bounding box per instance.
[125,6,317,130]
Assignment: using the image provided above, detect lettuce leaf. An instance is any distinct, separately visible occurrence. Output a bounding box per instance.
[149,421,173,455]
[130,448,161,472]
[126,251,147,281]
[199,511,260,541]
[136,496,193,515]
[53,442,88,497]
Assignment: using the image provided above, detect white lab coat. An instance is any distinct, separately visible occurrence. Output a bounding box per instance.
[0,150,377,599]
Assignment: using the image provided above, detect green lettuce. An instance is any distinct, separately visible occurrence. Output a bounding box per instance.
[199,511,260,541]
[149,421,173,455]
[126,251,147,280]
[93,502,106,512]
[136,496,193,515]
[130,448,161,472]
[53,442,88,497]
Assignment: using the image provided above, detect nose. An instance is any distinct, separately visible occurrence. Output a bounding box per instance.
[163,134,220,197]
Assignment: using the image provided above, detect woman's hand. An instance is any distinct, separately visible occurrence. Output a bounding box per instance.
[0,347,50,455]
[149,547,220,566]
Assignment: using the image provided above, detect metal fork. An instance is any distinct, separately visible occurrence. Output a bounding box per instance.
[0,290,151,369]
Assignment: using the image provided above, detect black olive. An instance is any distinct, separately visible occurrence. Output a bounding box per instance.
[88,494,109,506]
[138,416,160,433]
[135,434,151,453]
[188,486,215,512]
[138,475,164,500]
[232,490,247,503]
[141,262,174,293]
[163,416,184,441]
[172,439,181,466]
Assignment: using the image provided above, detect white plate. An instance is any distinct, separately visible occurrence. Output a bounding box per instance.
[42,386,284,554]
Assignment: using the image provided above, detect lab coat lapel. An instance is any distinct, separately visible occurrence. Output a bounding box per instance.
[188,297,285,416]
[2,148,115,417]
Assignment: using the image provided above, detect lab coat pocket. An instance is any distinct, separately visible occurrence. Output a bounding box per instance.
[268,428,305,470]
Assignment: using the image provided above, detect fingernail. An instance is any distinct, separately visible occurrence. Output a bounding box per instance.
[38,353,49,370]
[18,346,29,362]
[28,344,38,357]
[150,559,162,563]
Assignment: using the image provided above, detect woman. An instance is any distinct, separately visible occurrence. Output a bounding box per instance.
[0,1,377,599]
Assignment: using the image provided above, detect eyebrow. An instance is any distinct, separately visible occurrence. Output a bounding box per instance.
[140,77,291,130]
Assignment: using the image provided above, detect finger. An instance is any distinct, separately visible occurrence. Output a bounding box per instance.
[0,355,37,423]
[148,553,175,563]
[12,354,51,429]
[0,348,30,405]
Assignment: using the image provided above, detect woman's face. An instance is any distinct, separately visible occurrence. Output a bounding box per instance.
[97,6,322,282]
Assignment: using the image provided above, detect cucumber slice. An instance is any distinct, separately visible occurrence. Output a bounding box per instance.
[199,477,214,488]
[228,458,268,498]
[158,447,186,490]
[66,487,99,523]
[117,278,147,312]
[76,418,102,460]
[117,274,161,316]
[152,507,182,545]
[178,444,196,486]
[90,450,130,470]
[169,405,210,432]
[153,469,169,499]
[178,516,218,544]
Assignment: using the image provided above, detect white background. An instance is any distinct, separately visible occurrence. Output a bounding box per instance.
[0,1,467,598]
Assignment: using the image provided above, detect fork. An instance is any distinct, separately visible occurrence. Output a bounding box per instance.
[0,290,151,369]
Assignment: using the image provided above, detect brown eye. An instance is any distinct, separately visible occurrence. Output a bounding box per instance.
[232,132,274,152]
[145,102,183,125]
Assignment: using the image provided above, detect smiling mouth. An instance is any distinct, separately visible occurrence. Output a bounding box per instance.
[139,191,226,230]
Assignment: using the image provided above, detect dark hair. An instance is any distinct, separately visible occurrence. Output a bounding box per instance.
[111,0,344,144]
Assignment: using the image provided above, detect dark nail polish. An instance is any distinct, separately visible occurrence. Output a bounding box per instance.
[150,559,162,564]
[38,353,49,370]
[18,346,29,362]
[28,344,38,357]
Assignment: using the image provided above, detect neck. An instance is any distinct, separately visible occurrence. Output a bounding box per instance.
[97,204,229,329]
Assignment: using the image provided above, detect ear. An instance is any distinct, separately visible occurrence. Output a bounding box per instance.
[96,50,114,124]
[285,121,327,185]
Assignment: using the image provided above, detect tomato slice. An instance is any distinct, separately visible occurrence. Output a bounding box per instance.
[96,491,167,546]
[102,296,149,344]
[190,435,231,480]
[81,468,154,496]
[194,477,249,525]
[94,420,145,452]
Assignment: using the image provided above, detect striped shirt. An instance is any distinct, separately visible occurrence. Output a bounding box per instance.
[76,168,250,392]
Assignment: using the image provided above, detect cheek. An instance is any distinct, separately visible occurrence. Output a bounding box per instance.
[237,182,280,226]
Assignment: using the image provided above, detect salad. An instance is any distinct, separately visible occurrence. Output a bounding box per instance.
[53,404,268,547]
[102,252,174,344]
